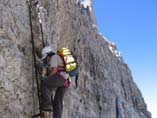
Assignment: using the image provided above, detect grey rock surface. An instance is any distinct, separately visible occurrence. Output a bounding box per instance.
[0,0,151,118]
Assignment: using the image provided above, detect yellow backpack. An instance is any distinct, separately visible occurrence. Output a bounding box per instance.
[58,48,79,77]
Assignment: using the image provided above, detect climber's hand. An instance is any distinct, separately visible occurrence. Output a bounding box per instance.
[43,76,48,80]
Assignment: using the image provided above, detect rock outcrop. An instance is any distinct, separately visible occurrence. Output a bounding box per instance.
[0,0,151,118]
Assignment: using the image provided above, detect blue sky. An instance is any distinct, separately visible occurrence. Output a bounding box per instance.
[93,0,157,117]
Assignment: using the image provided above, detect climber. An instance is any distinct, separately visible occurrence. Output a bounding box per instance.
[40,46,69,118]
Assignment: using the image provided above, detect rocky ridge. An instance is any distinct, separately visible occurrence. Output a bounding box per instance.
[0,0,151,118]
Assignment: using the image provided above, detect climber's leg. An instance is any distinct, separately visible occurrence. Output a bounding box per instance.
[40,74,64,110]
[53,87,67,118]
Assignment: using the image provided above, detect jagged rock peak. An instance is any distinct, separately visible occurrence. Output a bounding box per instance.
[78,0,97,24]
[81,0,92,10]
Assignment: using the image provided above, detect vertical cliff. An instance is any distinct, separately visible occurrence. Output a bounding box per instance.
[0,0,151,118]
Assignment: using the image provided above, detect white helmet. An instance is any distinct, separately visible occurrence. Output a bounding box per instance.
[41,46,54,60]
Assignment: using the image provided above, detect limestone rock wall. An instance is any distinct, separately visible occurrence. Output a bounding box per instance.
[0,0,151,118]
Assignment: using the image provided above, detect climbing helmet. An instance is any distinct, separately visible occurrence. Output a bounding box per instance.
[41,46,54,60]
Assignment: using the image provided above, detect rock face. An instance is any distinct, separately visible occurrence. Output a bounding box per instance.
[0,0,151,118]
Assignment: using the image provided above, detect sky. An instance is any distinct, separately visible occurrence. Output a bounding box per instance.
[93,0,157,118]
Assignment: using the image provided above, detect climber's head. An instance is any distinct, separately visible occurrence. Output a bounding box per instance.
[41,46,54,63]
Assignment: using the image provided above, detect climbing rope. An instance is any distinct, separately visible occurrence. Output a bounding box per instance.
[26,0,43,117]
[34,1,46,47]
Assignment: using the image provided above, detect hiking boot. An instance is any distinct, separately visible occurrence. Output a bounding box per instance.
[41,105,53,111]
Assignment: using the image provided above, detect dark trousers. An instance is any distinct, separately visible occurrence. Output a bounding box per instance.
[40,74,67,118]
